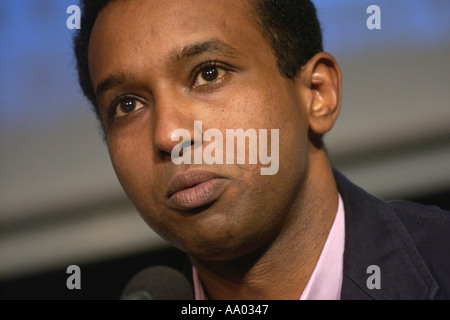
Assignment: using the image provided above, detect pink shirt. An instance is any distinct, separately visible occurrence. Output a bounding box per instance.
[193,194,345,300]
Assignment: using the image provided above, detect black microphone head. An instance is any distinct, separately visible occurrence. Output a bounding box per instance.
[121,266,194,300]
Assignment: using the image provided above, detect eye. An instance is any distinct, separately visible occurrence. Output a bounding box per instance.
[193,64,228,88]
[112,96,145,119]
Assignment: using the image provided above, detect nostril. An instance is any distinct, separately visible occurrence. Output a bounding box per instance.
[158,149,173,162]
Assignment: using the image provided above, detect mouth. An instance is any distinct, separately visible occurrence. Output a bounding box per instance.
[166,170,229,212]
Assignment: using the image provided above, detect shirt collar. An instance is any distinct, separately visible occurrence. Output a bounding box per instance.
[300,194,345,300]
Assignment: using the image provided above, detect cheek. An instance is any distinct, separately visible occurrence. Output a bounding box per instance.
[217,79,309,200]
[107,135,156,202]
[243,81,310,193]
[231,80,309,167]
[108,136,172,234]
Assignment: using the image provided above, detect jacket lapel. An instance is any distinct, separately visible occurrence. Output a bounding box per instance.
[334,169,439,300]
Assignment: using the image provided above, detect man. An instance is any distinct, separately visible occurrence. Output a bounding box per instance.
[74,0,450,299]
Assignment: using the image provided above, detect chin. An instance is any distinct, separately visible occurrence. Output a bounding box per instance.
[180,223,273,263]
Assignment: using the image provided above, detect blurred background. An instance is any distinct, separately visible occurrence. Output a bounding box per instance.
[1,0,449,299]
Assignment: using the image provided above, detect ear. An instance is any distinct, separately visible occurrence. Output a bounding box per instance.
[297,52,342,137]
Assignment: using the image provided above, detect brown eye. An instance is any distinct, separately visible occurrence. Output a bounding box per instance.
[194,66,227,87]
[121,99,136,112]
[202,67,219,82]
[113,97,145,118]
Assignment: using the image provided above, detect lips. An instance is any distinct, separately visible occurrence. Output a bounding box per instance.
[167,170,229,211]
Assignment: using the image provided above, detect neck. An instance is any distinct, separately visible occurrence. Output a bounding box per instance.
[191,148,339,300]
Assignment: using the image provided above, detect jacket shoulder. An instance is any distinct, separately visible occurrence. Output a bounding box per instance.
[388,200,450,299]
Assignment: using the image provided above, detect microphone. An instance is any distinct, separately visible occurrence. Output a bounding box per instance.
[120,266,194,300]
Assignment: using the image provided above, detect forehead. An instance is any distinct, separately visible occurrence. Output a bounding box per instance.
[96,0,257,33]
[88,0,268,82]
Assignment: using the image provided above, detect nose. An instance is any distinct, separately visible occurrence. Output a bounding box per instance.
[152,92,199,160]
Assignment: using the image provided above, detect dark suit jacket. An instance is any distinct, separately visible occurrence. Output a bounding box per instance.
[334,169,450,299]
[183,170,450,300]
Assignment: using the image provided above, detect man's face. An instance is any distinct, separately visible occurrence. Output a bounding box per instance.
[89,0,311,261]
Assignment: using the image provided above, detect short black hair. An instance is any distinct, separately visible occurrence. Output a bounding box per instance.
[73,0,324,145]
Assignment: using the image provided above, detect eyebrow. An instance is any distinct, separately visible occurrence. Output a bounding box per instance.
[170,39,240,63]
[95,72,136,98]
[95,39,239,97]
